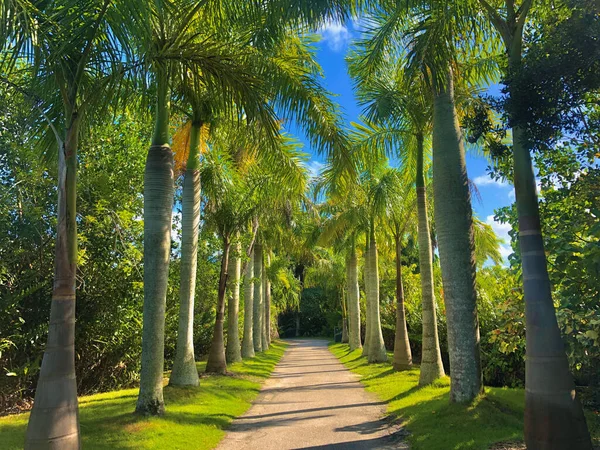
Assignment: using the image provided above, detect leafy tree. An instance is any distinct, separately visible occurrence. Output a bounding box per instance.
[478,0,594,444]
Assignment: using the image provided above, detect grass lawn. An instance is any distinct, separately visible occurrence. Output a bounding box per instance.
[0,340,287,450]
[329,343,600,450]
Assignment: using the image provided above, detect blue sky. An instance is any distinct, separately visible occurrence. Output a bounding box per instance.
[289,20,514,260]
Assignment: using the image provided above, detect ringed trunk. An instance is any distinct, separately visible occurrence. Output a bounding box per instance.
[25,114,81,449]
[136,68,174,415]
[206,239,230,374]
[415,133,445,385]
[226,240,242,364]
[432,65,481,402]
[366,224,387,363]
[346,244,362,350]
[362,236,371,358]
[393,235,412,371]
[253,243,263,352]
[170,122,201,386]
[504,35,592,449]
[264,252,272,347]
[241,250,255,358]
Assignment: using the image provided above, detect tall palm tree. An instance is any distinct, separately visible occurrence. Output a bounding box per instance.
[1,0,137,444]
[348,40,447,386]
[314,179,366,351]
[253,241,265,353]
[346,235,362,350]
[241,248,256,358]
[478,1,592,446]
[384,175,418,371]
[132,0,353,413]
[264,250,273,348]
[226,239,243,363]
[203,122,308,371]
[348,0,498,400]
[169,107,209,386]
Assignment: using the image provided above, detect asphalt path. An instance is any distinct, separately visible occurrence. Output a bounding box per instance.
[217,339,408,450]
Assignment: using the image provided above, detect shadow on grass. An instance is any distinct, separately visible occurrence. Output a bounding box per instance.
[0,340,288,450]
[328,342,526,450]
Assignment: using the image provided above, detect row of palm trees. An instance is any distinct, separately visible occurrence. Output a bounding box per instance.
[339,0,593,448]
[1,0,352,447]
[1,0,593,448]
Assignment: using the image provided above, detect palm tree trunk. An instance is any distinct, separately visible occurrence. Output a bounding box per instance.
[503,42,592,447]
[253,242,263,352]
[346,244,362,350]
[341,292,349,344]
[241,250,255,358]
[415,132,445,385]
[362,236,371,358]
[367,223,387,363]
[226,240,242,364]
[260,250,269,350]
[169,122,201,386]
[136,67,174,415]
[26,114,81,449]
[432,65,481,403]
[393,235,412,371]
[206,238,230,373]
[264,252,272,348]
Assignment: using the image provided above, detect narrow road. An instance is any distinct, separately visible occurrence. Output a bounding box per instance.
[217,339,407,450]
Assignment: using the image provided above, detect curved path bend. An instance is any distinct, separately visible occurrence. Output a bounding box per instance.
[217,339,407,450]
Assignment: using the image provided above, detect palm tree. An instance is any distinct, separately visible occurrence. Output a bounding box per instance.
[226,239,243,363]
[348,41,447,386]
[132,0,353,413]
[313,178,366,352]
[349,0,498,400]
[253,241,265,353]
[241,248,256,358]
[477,1,592,446]
[169,112,208,386]
[346,236,363,350]
[264,250,273,348]
[384,174,418,371]
[0,0,136,444]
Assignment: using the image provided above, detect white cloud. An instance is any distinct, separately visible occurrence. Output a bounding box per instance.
[319,20,351,52]
[486,214,512,263]
[307,160,324,179]
[473,174,509,188]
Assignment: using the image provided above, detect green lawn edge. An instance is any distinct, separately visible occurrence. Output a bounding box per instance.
[328,342,600,450]
[0,340,287,450]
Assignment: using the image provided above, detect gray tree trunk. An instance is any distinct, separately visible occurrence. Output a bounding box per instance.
[26,115,81,449]
[170,125,201,386]
[366,226,387,363]
[264,252,272,348]
[206,239,230,374]
[362,239,371,358]
[432,66,481,402]
[346,245,362,350]
[226,240,242,364]
[241,251,255,358]
[393,235,412,371]
[136,67,174,415]
[416,134,445,385]
[253,243,263,352]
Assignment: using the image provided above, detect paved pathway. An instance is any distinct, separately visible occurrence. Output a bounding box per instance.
[217,339,407,450]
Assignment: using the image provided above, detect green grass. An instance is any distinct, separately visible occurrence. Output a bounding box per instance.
[329,343,600,450]
[0,341,287,450]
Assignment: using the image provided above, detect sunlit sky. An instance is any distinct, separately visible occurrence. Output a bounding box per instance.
[290,20,514,261]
